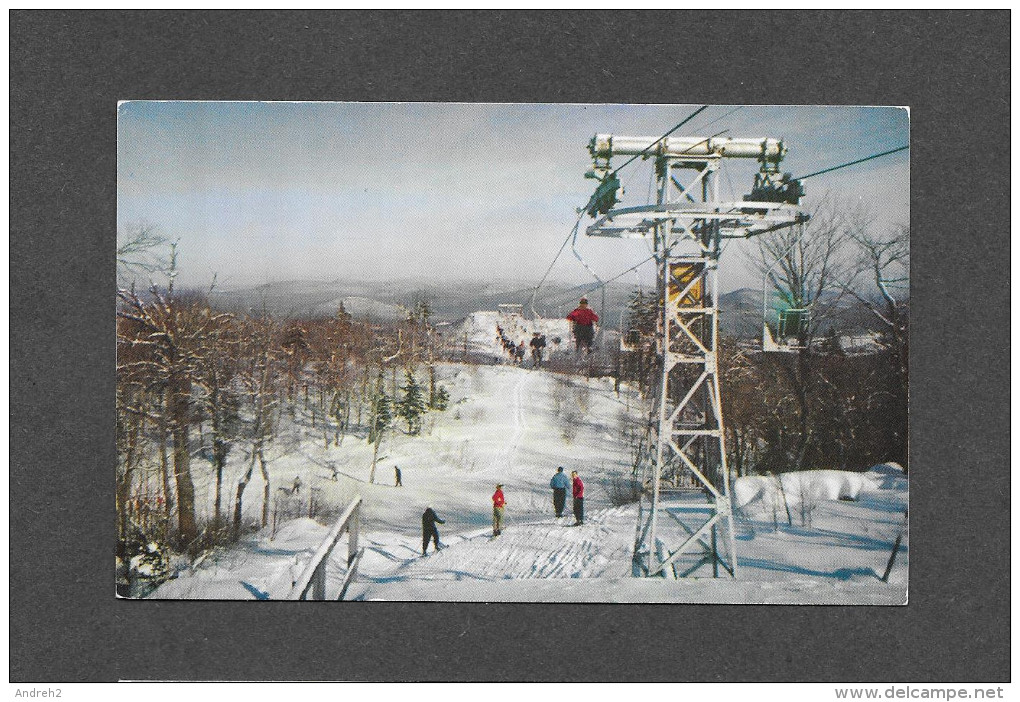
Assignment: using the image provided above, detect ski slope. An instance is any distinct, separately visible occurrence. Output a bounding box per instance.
[151,360,908,604]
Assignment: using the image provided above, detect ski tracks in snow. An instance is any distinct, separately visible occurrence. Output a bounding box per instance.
[490,369,532,475]
[374,507,627,587]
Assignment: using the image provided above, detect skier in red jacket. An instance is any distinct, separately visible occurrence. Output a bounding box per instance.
[492,484,506,536]
[571,471,585,526]
[566,297,599,354]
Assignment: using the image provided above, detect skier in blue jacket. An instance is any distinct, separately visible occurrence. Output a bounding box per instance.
[550,467,570,518]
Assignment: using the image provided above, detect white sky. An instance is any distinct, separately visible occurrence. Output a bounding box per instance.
[118,103,909,293]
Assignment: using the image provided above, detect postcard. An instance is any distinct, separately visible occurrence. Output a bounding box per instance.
[116,102,909,603]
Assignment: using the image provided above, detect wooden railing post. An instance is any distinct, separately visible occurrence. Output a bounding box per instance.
[311,564,326,600]
[288,495,363,600]
[348,503,360,563]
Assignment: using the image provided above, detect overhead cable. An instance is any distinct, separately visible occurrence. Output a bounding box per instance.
[530,212,584,319]
[539,254,657,310]
[794,145,909,181]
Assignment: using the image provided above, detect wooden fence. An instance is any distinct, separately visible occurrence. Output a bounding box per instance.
[288,496,364,601]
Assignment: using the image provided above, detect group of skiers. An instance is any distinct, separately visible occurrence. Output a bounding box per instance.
[495,324,528,365]
[491,296,597,369]
[420,468,585,555]
[495,326,549,367]
[415,296,597,556]
[549,466,584,524]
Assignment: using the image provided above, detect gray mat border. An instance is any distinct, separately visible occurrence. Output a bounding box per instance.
[9,10,1010,682]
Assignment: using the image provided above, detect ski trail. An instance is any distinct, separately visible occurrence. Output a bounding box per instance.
[491,369,531,474]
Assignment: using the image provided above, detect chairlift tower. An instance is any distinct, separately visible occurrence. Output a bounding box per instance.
[584,133,807,578]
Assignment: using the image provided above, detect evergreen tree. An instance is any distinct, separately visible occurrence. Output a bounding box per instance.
[375,393,393,435]
[368,372,392,445]
[432,385,450,411]
[397,370,427,435]
[621,287,659,394]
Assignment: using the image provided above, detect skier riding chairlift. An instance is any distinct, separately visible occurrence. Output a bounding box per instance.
[566,297,599,354]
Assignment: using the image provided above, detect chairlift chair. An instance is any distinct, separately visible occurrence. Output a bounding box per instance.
[762,305,810,353]
[760,226,811,353]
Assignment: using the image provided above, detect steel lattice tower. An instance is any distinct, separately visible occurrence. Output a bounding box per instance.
[584,133,805,578]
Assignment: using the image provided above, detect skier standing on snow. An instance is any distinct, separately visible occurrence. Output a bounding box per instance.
[550,466,570,518]
[571,471,585,525]
[529,331,547,368]
[566,297,598,354]
[394,466,402,487]
[421,506,445,555]
[492,484,506,536]
[292,475,302,495]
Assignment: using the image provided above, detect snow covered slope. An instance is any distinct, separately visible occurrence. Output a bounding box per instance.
[152,363,908,604]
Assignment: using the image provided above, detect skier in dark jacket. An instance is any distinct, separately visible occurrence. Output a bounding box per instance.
[529,332,547,367]
[421,507,445,555]
[550,466,570,517]
[514,343,526,365]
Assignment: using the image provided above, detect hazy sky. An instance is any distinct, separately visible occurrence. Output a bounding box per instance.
[118,102,908,293]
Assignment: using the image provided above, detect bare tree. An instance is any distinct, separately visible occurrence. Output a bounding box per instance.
[367,371,392,483]
[748,194,856,470]
[841,221,909,466]
[117,221,170,285]
[233,305,279,535]
[843,222,909,380]
[117,280,216,550]
[193,299,241,533]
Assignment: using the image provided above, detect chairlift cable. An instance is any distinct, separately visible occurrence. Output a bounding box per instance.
[530,212,584,319]
[540,254,657,309]
[690,105,744,132]
[793,145,909,182]
[571,219,605,287]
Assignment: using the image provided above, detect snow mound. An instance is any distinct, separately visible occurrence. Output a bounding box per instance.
[734,470,871,510]
[267,517,329,546]
[868,462,905,475]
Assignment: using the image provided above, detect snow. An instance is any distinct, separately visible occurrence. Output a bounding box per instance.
[734,469,878,510]
[150,361,908,604]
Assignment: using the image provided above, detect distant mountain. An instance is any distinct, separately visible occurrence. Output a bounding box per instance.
[719,287,897,340]
[719,287,766,339]
[201,279,895,343]
[203,277,639,326]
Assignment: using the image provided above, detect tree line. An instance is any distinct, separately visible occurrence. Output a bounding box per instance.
[618,198,909,478]
[116,273,448,565]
